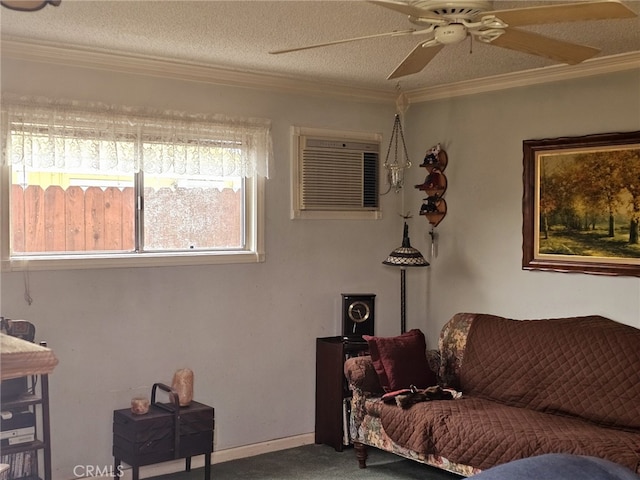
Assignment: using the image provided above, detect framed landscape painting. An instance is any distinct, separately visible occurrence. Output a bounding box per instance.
[522,131,640,277]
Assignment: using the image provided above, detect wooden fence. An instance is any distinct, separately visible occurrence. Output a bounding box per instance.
[11,185,241,253]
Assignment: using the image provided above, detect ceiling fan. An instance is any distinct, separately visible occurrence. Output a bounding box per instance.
[269,0,637,80]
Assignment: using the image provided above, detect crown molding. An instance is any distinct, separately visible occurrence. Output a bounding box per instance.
[406,51,640,103]
[0,37,396,104]
[2,37,638,106]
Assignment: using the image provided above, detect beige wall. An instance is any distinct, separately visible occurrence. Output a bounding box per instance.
[1,54,639,479]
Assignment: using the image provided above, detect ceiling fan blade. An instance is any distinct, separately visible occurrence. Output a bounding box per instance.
[490,28,600,65]
[486,0,637,27]
[269,29,416,54]
[387,42,445,79]
[368,0,442,21]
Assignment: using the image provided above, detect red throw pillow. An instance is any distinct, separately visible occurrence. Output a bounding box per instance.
[363,329,436,392]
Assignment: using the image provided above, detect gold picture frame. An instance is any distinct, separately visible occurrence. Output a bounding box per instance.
[522,131,640,277]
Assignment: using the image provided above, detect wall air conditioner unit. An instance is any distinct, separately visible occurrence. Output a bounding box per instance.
[292,127,382,220]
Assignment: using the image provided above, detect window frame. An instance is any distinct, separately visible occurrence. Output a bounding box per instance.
[1,145,265,273]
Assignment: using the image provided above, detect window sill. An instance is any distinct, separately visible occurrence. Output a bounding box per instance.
[2,251,265,272]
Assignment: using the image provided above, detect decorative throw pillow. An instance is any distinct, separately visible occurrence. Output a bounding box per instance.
[363,329,437,392]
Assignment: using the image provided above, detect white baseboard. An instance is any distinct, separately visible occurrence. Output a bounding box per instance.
[118,433,316,480]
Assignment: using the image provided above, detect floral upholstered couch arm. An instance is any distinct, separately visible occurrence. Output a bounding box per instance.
[344,355,383,394]
[343,355,382,428]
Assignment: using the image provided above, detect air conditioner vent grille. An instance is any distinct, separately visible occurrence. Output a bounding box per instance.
[292,130,381,219]
[302,149,364,209]
[298,138,379,212]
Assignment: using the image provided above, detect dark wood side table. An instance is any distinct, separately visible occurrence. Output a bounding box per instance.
[112,386,214,480]
[315,337,368,451]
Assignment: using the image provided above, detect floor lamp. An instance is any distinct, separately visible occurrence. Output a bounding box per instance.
[383,222,429,334]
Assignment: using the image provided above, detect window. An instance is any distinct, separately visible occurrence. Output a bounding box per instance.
[1,98,271,270]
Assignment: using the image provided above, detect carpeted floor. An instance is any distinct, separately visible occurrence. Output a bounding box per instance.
[152,444,463,480]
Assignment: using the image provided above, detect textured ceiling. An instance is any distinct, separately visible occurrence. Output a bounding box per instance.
[1,0,639,94]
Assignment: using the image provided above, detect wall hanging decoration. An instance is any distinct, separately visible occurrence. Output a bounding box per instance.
[415,143,448,256]
[522,130,640,277]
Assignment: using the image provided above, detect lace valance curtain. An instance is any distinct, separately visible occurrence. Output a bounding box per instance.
[2,95,272,178]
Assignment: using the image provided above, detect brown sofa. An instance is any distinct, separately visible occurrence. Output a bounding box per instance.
[344,313,640,476]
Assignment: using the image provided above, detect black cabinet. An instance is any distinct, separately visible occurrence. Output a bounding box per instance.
[315,337,368,451]
[113,397,214,480]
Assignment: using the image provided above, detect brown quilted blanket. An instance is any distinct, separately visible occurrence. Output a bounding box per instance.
[460,315,640,429]
[373,315,640,472]
[374,396,640,471]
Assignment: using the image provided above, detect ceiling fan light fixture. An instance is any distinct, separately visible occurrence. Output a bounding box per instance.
[434,23,467,44]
